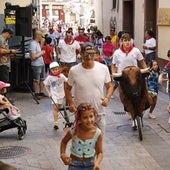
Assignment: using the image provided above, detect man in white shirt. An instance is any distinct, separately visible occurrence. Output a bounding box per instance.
[64,42,113,132]
[112,33,147,73]
[143,30,156,65]
[56,30,81,67]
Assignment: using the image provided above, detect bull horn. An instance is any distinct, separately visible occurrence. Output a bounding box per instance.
[140,68,150,74]
[112,72,122,78]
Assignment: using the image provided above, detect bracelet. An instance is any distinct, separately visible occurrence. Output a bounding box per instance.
[60,153,66,157]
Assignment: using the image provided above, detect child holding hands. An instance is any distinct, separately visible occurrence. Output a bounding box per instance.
[147,60,160,119]
[43,62,67,129]
[60,103,103,170]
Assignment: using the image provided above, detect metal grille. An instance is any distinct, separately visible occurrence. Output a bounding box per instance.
[0,146,31,159]
[113,111,126,115]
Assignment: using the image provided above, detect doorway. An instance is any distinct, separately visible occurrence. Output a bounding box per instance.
[123,0,134,37]
[144,0,157,34]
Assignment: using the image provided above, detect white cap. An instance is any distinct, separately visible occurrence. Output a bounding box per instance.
[49,62,59,69]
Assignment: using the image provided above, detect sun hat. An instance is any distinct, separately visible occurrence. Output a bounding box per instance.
[0,81,10,90]
[49,62,59,69]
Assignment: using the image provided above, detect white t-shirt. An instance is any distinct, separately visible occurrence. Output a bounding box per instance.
[58,39,80,63]
[112,47,144,73]
[144,37,156,54]
[67,61,111,114]
[43,74,67,100]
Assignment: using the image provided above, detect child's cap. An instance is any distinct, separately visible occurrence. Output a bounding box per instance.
[167,49,170,57]
[49,62,59,69]
[0,81,10,90]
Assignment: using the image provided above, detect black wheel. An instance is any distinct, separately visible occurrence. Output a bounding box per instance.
[136,116,143,141]
[18,129,25,140]
[23,120,27,134]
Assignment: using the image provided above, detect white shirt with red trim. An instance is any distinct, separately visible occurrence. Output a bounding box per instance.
[112,46,144,73]
[58,39,80,63]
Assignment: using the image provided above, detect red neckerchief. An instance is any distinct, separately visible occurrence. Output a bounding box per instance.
[64,38,75,45]
[166,61,170,67]
[146,36,153,40]
[120,45,134,56]
[50,71,61,78]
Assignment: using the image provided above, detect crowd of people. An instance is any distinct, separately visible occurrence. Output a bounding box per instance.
[1,24,170,170]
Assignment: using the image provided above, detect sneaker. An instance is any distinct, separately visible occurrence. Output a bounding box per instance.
[131,119,137,128]
[53,121,59,130]
[148,113,156,119]
[168,117,170,124]
[131,119,137,130]
[38,93,48,98]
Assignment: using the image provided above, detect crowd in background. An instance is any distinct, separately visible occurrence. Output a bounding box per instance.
[1,20,170,169]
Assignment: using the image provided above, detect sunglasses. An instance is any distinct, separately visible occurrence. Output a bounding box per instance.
[84,52,96,57]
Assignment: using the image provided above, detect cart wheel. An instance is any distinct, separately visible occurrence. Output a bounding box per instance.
[136,116,143,141]
[18,129,25,140]
[23,120,27,134]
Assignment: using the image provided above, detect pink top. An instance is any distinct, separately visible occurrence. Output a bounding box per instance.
[102,42,115,57]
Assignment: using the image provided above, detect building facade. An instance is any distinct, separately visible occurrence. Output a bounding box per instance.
[95,0,170,66]
[40,0,94,27]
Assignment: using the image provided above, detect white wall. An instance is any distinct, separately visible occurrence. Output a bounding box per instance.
[134,0,145,51]
[94,0,123,36]
[115,0,123,33]
[158,0,170,60]
[94,0,102,32]
[102,0,113,36]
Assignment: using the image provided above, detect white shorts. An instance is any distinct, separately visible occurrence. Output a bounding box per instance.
[51,97,64,105]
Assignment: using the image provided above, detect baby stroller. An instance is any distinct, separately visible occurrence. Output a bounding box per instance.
[0,108,27,140]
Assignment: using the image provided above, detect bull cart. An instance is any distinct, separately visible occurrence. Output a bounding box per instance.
[113,66,150,141]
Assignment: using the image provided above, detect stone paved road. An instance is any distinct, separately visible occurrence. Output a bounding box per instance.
[0,91,170,170]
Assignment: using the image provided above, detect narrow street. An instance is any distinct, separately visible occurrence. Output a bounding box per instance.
[0,90,170,170]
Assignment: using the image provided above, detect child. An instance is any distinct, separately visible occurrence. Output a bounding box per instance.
[42,36,53,73]
[60,103,103,170]
[147,60,160,119]
[0,81,20,120]
[101,35,115,74]
[43,61,67,129]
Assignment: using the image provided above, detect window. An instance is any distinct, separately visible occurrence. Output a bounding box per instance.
[112,0,117,9]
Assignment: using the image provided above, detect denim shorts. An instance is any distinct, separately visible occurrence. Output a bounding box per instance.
[31,65,45,82]
[68,157,94,170]
[103,56,113,66]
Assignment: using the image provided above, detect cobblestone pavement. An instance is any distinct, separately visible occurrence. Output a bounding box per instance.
[0,90,170,170]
